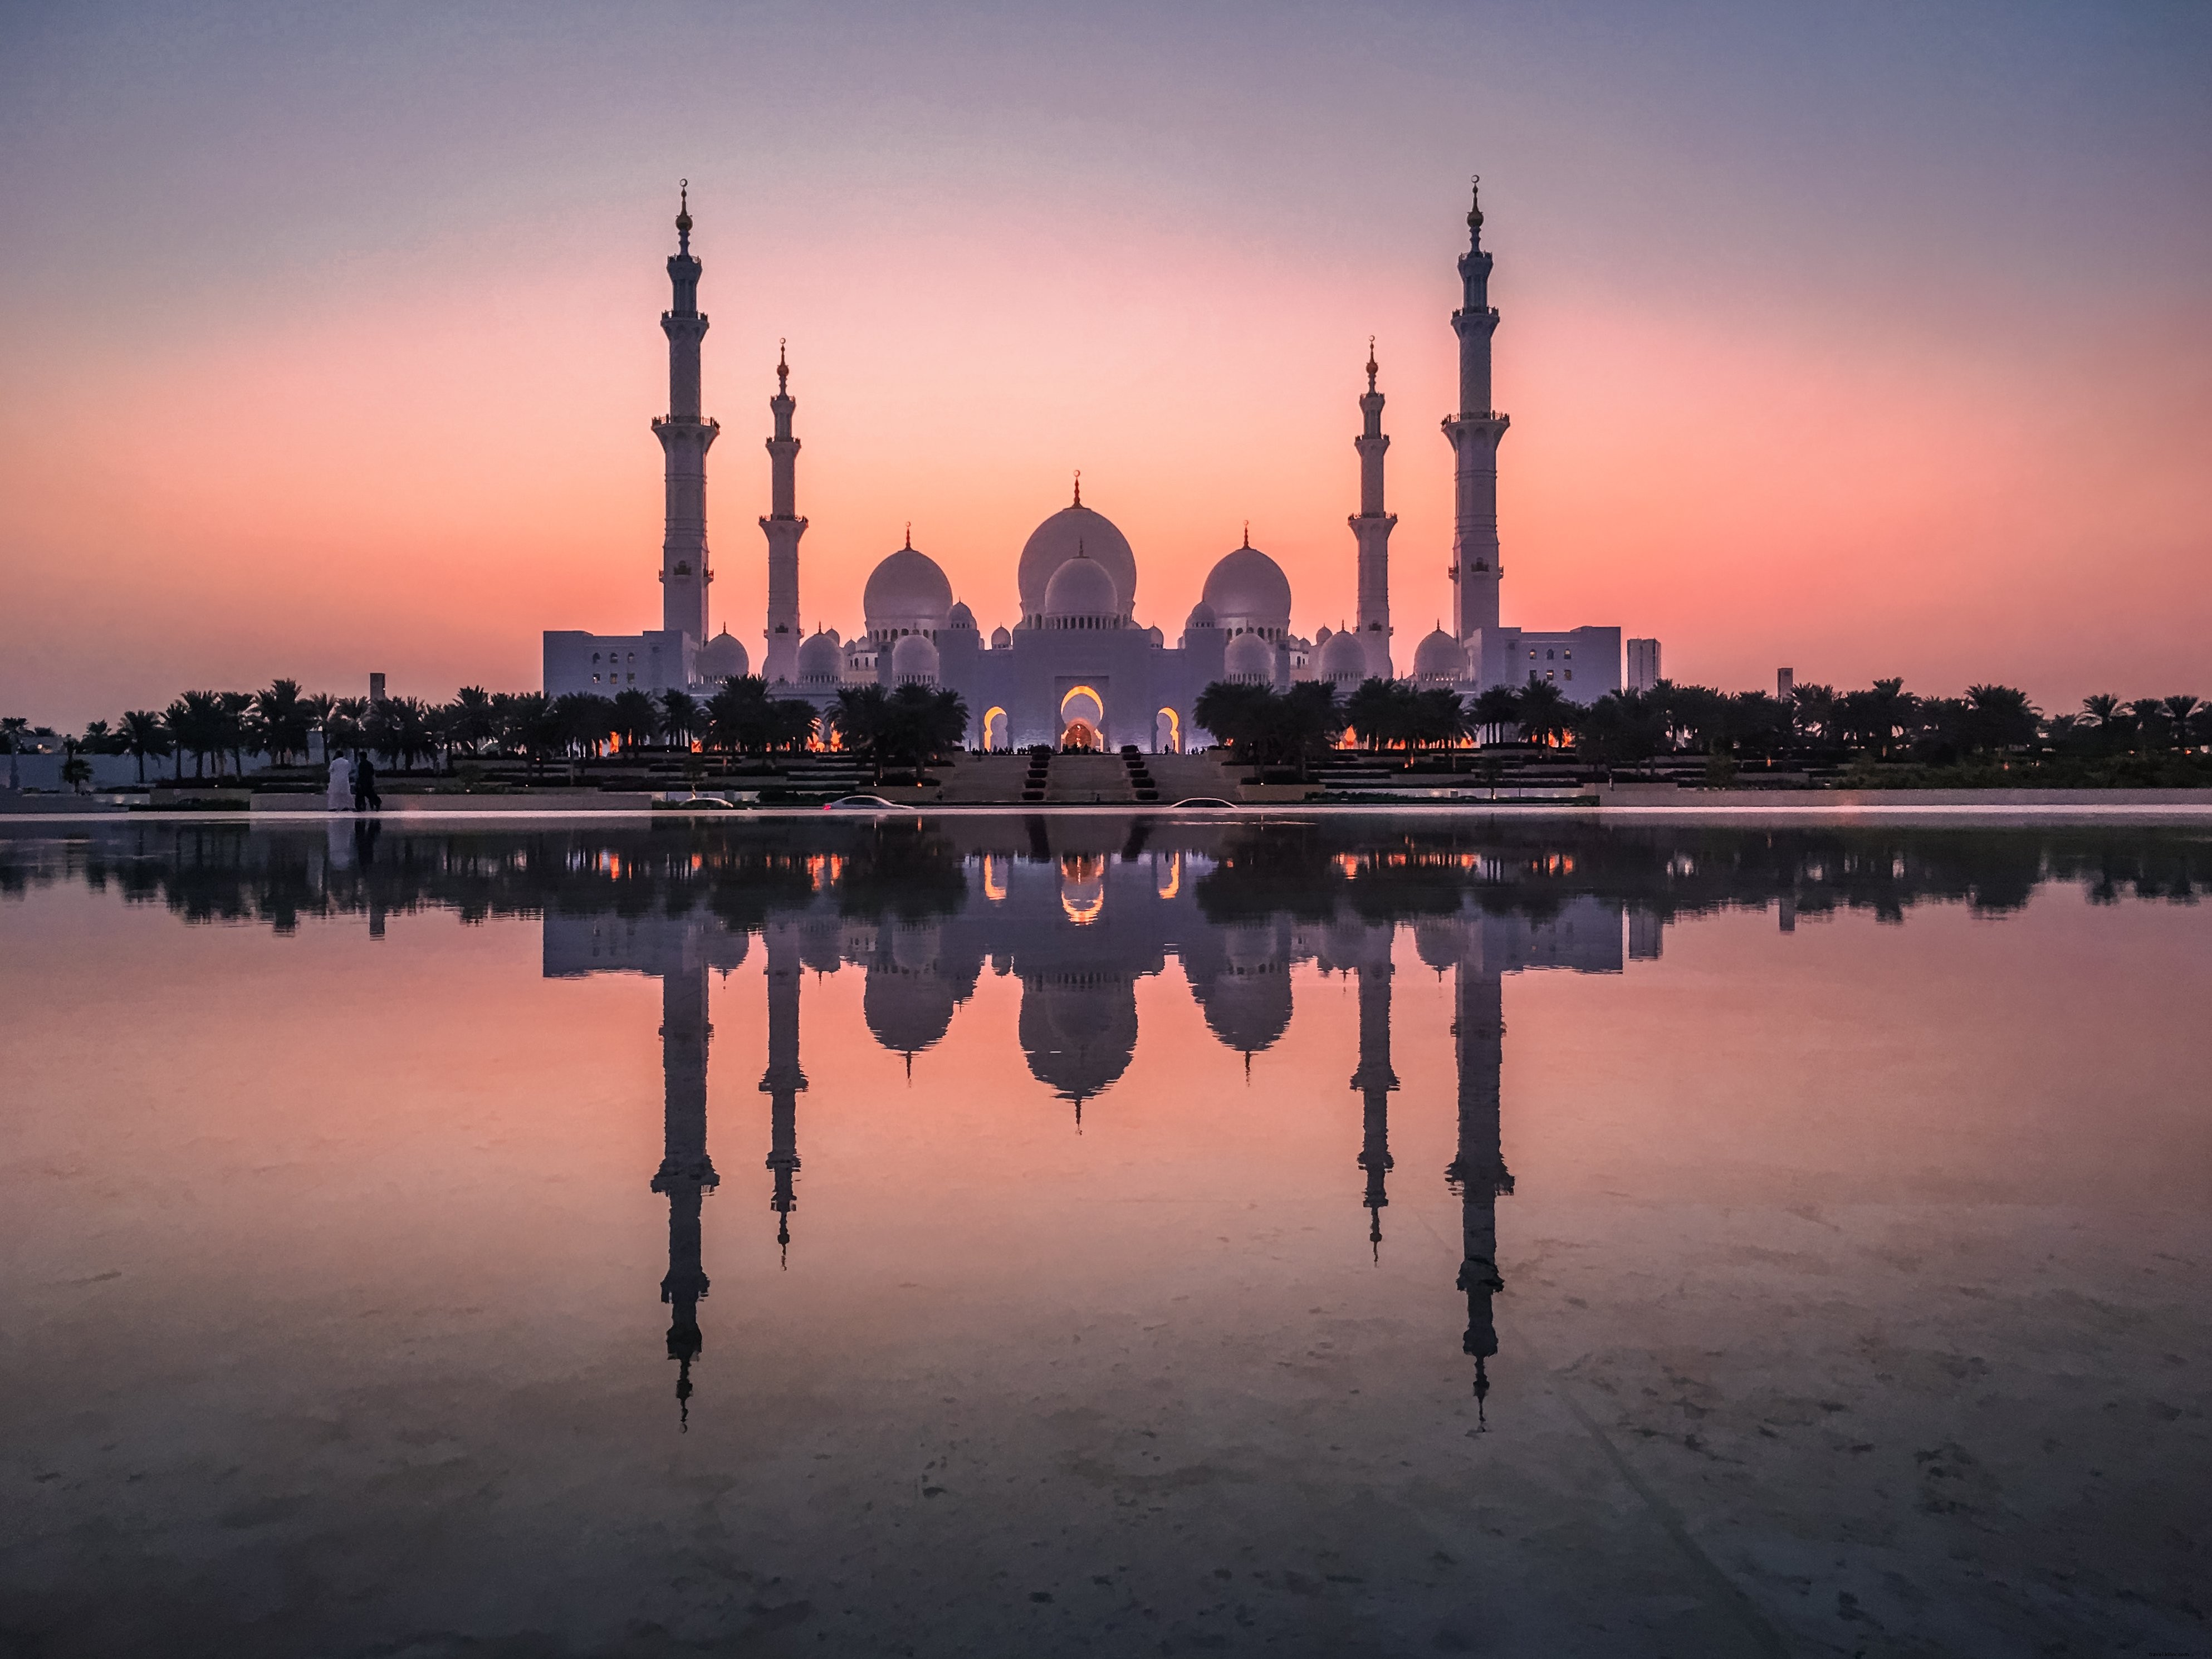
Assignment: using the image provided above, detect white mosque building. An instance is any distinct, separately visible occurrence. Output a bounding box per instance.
[544,182,1656,747]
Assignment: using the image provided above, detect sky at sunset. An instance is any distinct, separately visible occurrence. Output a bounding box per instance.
[3,1,2208,728]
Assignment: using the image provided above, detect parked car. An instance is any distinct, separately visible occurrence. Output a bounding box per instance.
[824,795,900,811]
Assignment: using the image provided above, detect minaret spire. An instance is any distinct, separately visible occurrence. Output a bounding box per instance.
[1350,337,1398,679]
[654,181,718,654]
[1442,174,1508,668]
[760,337,807,683]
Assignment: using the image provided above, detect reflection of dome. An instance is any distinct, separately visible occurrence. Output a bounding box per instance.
[1018,975,1138,1104]
[1224,631,1274,685]
[945,600,976,631]
[1319,629,1368,686]
[1185,601,1218,632]
[864,967,958,1060]
[1415,918,1468,973]
[1040,552,1122,628]
[1193,967,1292,1056]
[864,544,953,637]
[889,632,941,686]
[1202,544,1293,638]
[696,628,748,683]
[1412,627,1467,683]
[1019,504,1137,623]
[796,629,842,686]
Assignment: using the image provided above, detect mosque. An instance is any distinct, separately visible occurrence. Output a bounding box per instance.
[544,182,1656,746]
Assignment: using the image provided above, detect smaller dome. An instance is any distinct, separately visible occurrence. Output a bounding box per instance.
[796,630,841,685]
[889,632,941,686]
[946,600,977,631]
[1412,627,1467,683]
[990,626,1011,649]
[1185,601,1218,631]
[1041,553,1121,625]
[1319,629,1368,686]
[696,628,748,683]
[864,543,954,635]
[1316,624,1333,644]
[1225,631,1275,686]
[1202,544,1293,637]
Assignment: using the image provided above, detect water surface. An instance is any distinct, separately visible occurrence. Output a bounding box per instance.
[3,816,2206,1657]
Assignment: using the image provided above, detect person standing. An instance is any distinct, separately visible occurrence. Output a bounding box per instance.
[325,751,353,813]
[353,751,381,813]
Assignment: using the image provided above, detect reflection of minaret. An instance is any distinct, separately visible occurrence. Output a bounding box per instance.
[1444,964,1511,1421]
[649,963,717,1426]
[759,923,807,1264]
[1349,951,1397,1259]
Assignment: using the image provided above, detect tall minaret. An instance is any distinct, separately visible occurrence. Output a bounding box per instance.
[758,921,807,1261]
[650,960,717,1425]
[760,343,806,684]
[1442,177,1508,650]
[1349,340,1398,680]
[654,183,717,646]
[1349,942,1398,1258]
[1445,961,1512,1421]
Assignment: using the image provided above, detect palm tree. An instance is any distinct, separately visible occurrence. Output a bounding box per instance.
[447,686,498,757]
[1963,684,2039,753]
[1,716,26,790]
[766,698,819,753]
[1513,682,1573,748]
[658,688,704,750]
[1344,678,1408,753]
[1410,688,1470,754]
[252,679,309,765]
[2128,698,2170,751]
[830,685,890,780]
[59,740,92,794]
[216,691,258,777]
[2162,694,2201,749]
[707,677,774,756]
[1469,687,1521,748]
[118,709,171,785]
[1193,682,1276,767]
[165,692,225,780]
[609,688,663,751]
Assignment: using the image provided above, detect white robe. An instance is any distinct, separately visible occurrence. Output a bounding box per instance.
[325,755,353,811]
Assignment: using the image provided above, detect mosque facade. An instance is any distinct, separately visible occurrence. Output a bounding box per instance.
[544,182,1655,746]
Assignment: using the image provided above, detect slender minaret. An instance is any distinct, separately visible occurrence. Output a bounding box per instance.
[650,961,717,1426]
[1442,177,1508,650]
[1444,961,1512,1422]
[758,921,806,1262]
[760,343,806,684]
[1349,943,1398,1259]
[1349,339,1397,680]
[654,183,717,645]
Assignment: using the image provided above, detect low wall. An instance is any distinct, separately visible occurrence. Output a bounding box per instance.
[1596,784,2210,808]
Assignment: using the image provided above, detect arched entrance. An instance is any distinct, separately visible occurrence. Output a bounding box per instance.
[1155,707,1181,753]
[982,706,1009,751]
[1059,685,1105,750]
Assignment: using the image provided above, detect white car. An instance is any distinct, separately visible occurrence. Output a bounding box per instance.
[824,795,901,811]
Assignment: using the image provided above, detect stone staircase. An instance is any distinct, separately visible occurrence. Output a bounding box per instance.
[1044,753,1136,804]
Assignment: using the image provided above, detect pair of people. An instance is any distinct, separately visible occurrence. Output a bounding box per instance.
[324,752,382,813]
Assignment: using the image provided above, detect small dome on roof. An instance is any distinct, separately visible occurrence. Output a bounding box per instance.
[1412,627,1467,683]
[990,625,1011,649]
[1319,628,1368,686]
[1225,631,1275,685]
[946,600,976,630]
[889,632,941,686]
[695,628,748,683]
[1185,600,1219,632]
[1041,552,1121,624]
[1316,624,1333,644]
[864,542,953,635]
[1202,543,1293,637]
[796,630,841,685]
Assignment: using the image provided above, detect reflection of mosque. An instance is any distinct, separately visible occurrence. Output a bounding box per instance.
[544,843,1623,1420]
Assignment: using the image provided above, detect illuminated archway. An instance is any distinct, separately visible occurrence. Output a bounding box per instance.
[1155,707,1181,753]
[982,706,1009,751]
[1060,685,1105,751]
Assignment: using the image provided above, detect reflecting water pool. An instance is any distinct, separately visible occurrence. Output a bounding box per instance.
[3,815,2207,1658]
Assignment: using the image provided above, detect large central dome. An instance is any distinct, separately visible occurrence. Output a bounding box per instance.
[1018,502,1137,624]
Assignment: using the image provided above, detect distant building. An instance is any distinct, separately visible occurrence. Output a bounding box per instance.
[1627,638,1662,693]
[1778,667,1794,701]
[545,182,1655,737]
